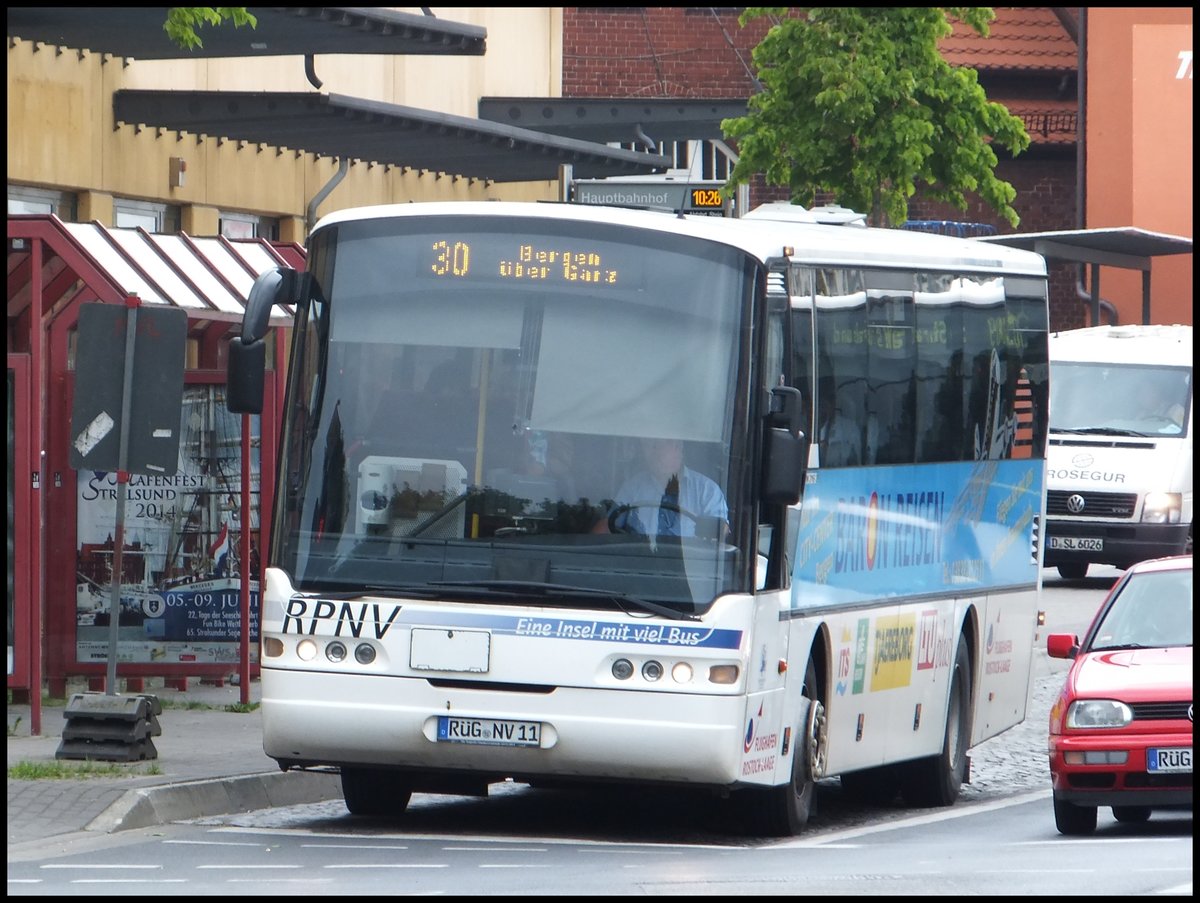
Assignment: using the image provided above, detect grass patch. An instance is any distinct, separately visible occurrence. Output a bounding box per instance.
[8,760,164,780]
[154,698,260,714]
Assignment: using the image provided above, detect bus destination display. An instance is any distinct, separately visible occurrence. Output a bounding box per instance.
[428,239,624,286]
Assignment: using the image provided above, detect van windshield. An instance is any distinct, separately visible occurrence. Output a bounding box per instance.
[1050,362,1191,437]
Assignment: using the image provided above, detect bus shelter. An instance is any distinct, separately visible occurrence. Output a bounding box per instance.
[7,214,302,732]
[980,227,1193,326]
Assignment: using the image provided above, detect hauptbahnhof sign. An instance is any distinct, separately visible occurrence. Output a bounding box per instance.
[573,179,730,217]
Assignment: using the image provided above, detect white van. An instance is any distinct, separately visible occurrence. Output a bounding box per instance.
[1044,324,1193,579]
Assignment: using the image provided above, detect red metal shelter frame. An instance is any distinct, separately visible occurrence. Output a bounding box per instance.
[7,215,301,733]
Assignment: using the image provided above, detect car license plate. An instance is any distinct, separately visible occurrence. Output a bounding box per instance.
[1147,747,1191,773]
[1048,536,1103,551]
[436,716,542,748]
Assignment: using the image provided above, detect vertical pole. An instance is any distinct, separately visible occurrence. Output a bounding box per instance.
[29,237,45,735]
[239,412,251,705]
[106,296,140,695]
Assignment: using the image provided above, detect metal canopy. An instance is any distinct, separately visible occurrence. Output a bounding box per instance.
[6,6,486,59]
[114,90,672,183]
[979,227,1193,325]
[477,97,750,146]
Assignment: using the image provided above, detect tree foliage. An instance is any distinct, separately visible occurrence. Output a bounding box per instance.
[722,8,1030,227]
[164,8,257,51]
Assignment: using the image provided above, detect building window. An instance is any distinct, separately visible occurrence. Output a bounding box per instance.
[7,185,77,220]
[219,211,279,241]
[114,198,180,233]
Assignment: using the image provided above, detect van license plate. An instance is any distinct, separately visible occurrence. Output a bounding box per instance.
[1147,747,1191,773]
[436,716,542,748]
[1048,537,1103,551]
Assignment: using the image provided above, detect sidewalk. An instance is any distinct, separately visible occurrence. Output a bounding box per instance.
[7,676,342,849]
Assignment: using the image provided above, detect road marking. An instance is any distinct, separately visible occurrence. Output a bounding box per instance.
[324,863,449,869]
[69,879,188,884]
[42,864,161,869]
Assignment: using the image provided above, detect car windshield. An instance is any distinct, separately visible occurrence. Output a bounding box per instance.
[1049,361,1191,437]
[1088,567,1193,650]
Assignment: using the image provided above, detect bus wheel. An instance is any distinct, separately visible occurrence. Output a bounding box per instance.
[341,767,413,817]
[742,658,826,836]
[901,634,972,808]
[1057,562,1088,580]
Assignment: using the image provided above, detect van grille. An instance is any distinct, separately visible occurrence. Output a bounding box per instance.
[1046,491,1137,518]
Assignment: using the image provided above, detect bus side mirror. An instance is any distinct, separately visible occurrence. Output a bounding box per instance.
[227,268,297,415]
[761,386,807,504]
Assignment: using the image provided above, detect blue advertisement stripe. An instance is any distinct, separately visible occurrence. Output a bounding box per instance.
[791,459,1043,608]
[404,611,743,650]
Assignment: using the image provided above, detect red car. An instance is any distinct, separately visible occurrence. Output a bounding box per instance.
[1046,554,1193,836]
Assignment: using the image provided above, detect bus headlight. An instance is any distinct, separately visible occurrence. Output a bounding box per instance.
[708,664,740,685]
[325,641,347,663]
[641,660,664,682]
[296,639,318,661]
[354,643,377,665]
[612,658,634,680]
[1142,492,1181,524]
[671,662,694,684]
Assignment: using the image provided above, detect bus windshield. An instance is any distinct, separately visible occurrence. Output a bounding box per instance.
[275,214,754,611]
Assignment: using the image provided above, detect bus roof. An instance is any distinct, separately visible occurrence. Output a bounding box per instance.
[310,201,1048,277]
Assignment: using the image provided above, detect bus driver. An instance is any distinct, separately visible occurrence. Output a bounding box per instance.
[594,437,728,538]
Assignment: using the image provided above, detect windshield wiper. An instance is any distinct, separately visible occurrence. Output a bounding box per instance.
[293,585,442,601]
[430,579,700,621]
[1050,427,1151,438]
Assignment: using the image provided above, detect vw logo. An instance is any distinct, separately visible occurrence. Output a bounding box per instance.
[1071,453,1095,468]
[1066,494,1087,514]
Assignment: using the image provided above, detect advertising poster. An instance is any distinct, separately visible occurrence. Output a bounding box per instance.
[75,385,261,666]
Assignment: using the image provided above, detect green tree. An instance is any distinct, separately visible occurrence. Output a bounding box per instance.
[722,8,1030,227]
[164,8,257,50]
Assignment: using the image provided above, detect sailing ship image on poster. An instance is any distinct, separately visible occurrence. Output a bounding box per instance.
[75,385,261,665]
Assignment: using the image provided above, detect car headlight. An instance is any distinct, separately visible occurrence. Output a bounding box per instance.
[1142,492,1182,524]
[1066,699,1133,729]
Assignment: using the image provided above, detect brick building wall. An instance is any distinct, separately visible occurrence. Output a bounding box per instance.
[563,8,1085,330]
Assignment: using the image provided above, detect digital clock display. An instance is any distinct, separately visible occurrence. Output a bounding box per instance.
[426,239,629,286]
[689,188,725,209]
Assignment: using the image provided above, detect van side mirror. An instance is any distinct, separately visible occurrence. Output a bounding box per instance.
[227,267,298,415]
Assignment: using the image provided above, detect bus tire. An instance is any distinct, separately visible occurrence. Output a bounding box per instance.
[901,633,972,808]
[341,767,413,817]
[742,657,826,836]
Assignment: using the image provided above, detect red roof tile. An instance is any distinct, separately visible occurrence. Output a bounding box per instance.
[941,7,1077,72]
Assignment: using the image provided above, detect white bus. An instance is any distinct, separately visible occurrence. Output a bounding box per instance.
[228,200,1050,835]
[1044,323,1193,579]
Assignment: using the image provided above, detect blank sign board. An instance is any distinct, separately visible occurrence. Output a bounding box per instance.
[69,302,187,476]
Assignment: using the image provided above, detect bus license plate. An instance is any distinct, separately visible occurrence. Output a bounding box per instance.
[437,716,542,748]
[1048,536,1103,551]
[1147,747,1191,773]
